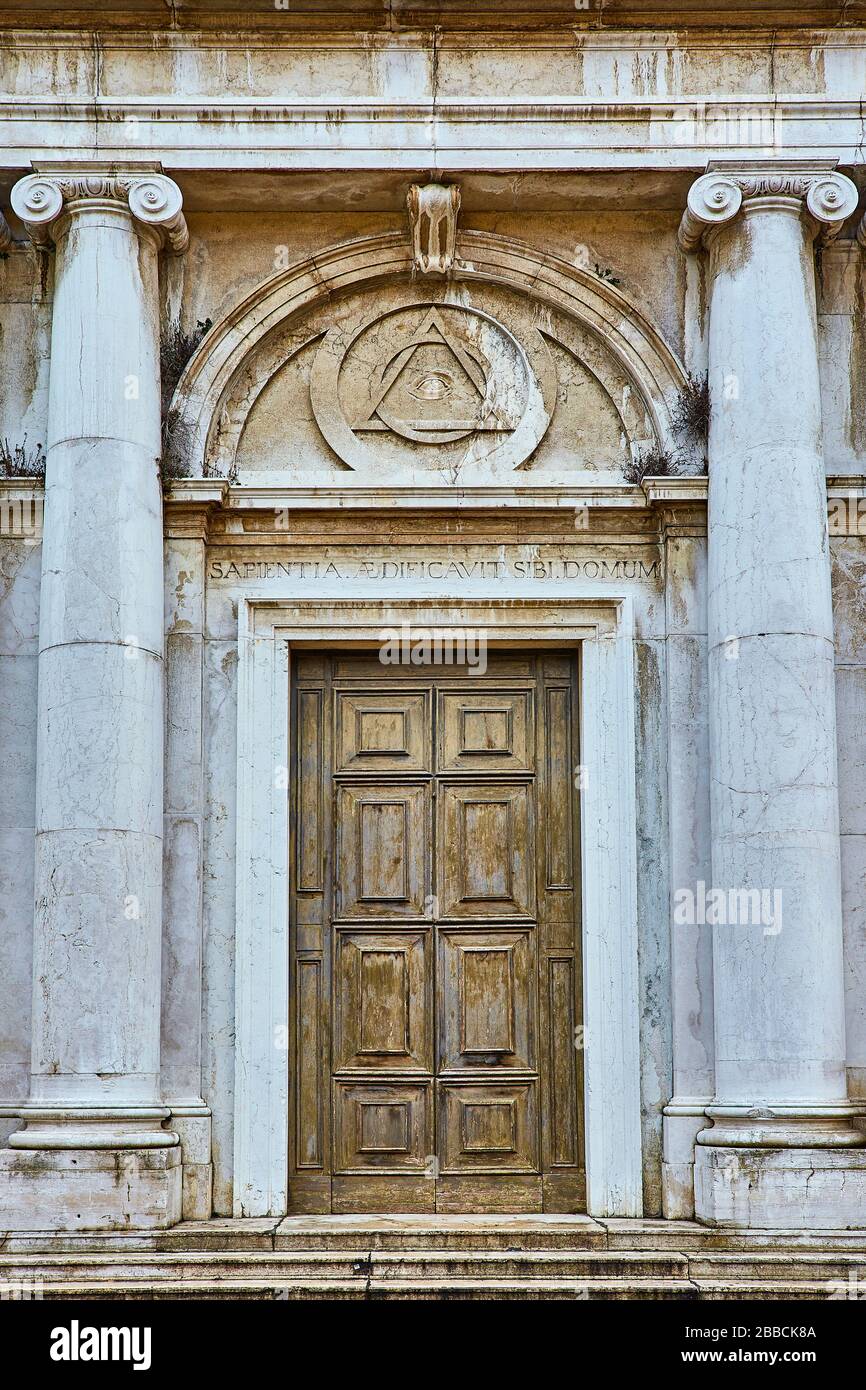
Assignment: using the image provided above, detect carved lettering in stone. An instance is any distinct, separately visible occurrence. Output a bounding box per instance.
[206,555,662,584]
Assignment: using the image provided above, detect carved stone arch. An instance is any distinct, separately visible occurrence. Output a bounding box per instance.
[167,229,689,478]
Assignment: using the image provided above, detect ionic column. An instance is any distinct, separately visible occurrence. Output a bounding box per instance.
[679,165,866,1228]
[0,168,187,1230]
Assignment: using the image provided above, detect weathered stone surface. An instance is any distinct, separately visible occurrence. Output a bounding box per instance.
[0,9,865,1248]
[694,1148,866,1230]
[0,1148,182,1232]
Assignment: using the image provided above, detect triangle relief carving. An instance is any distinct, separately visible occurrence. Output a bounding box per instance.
[309,300,558,473]
[352,308,516,443]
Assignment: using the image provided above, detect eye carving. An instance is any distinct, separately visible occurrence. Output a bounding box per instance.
[407,370,454,401]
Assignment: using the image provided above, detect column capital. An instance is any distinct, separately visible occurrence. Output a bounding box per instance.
[10,167,188,254]
[679,165,859,254]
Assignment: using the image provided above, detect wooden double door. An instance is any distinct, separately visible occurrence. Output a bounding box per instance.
[289,651,585,1213]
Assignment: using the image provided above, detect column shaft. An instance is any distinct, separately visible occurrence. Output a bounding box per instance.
[18,199,168,1142]
[0,170,187,1230]
[705,196,852,1138]
[680,166,866,1228]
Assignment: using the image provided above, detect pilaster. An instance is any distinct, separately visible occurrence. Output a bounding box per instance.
[161,487,225,1222]
[645,480,713,1219]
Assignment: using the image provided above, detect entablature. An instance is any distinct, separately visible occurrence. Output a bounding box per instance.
[3,25,866,196]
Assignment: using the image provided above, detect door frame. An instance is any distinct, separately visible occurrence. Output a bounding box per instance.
[233,592,642,1219]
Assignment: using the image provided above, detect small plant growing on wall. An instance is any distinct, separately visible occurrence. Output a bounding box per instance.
[159,316,213,482]
[0,435,46,482]
[201,453,239,484]
[593,263,623,288]
[671,374,710,452]
[622,443,681,485]
[623,375,710,484]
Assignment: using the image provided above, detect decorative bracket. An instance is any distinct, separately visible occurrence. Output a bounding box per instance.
[406,182,461,274]
[679,168,859,254]
[10,171,189,254]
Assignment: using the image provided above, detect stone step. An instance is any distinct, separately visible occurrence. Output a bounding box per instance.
[2,1274,848,1301]
[3,1276,700,1301]
[3,1245,862,1299]
[687,1251,866,1283]
[0,1249,688,1282]
[600,1220,866,1253]
[275,1215,611,1252]
[7,1216,866,1256]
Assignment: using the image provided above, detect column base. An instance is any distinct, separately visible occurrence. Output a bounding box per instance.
[0,1147,182,1231]
[695,1145,866,1229]
[698,1103,865,1148]
[8,1105,178,1150]
[662,1101,711,1220]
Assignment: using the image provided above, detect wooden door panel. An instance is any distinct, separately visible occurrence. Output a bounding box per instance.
[439,782,534,918]
[296,688,325,892]
[544,954,580,1166]
[543,685,575,890]
[335,782,431,919]
[334,1081,432,1173]
[437,690,533,772]
[438,929,535,1071]
[335,929,432,1071]
[290,652,584,1214]
[336,690,430,773]
[294,956,324,1170]
[438,1081,538,1173]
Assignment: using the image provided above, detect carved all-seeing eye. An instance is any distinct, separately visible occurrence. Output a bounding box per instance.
[408,370,453,401]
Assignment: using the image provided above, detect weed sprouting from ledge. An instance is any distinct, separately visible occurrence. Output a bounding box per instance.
[159,316,213,482]
[672,374,710,445]
[0,435,46,482]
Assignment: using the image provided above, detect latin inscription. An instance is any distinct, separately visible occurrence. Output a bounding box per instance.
[208,557,661,582]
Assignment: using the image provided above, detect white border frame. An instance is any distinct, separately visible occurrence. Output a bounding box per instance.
[233,591,642,1218]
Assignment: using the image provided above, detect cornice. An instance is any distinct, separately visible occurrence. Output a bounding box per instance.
[34,474,866,544]
[642,477,708,505]
[1,26,866,46]
[828,474,866,536]
[4,97,866,124]
[0,8,860,35]
[163,481,228,541]
[0,477,44,494]
[678,163,860,252]
[642,475,709,540]
[4,95,866,187]
[165,482,654,514]
[9,166,188,252]
[828,474,866,492]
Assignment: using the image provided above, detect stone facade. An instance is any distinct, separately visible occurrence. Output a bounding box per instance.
[1,4,866,1236]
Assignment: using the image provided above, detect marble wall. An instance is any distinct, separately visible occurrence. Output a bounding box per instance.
[2,194,865,1215]
[1,17,866,1223]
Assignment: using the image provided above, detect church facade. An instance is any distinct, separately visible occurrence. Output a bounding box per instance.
[2,2,866,1248]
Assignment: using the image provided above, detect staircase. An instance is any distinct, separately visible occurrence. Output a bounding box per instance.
[3,1217,866,1299]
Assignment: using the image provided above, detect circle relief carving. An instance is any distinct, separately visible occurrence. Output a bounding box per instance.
[309,300,556,472]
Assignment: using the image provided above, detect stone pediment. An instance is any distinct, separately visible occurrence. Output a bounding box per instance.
[168,230,687,491]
